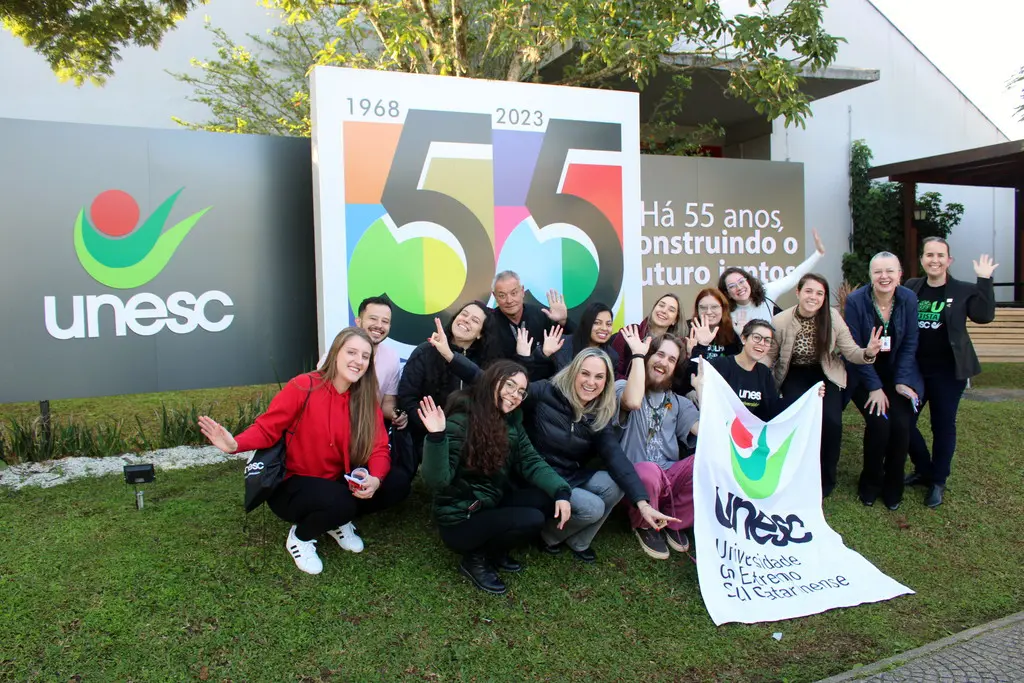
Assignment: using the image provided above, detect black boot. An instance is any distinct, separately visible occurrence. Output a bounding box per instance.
[905,472,931,488]
[924,484,945,508]
[490,552,523,572]
[458,553,506,594]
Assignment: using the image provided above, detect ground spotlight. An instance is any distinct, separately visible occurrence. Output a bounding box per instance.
[123,464,155,510]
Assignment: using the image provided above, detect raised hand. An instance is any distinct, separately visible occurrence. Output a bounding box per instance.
[691,314,718,346]
[515,325,534,357]
[866,326,884,357]
[542,324,565,357]
[812,228,825,255]
[973,254,998,279]
[554,500,572,530]
[198,415,238,454]
[416,396,446,434]
[542,289,568,324]
[620,324,652,356]
[427,316,454,362]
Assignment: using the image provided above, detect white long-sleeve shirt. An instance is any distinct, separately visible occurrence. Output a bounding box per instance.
[730,250,824,330]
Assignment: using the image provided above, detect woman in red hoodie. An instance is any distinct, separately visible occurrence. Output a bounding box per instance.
[199,327,395,575]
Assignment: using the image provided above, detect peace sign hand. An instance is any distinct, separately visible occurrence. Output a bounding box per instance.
[417,396,446,434]
[515,326,534,357]
[542,289,568,324]
[866,326,884,357]
[621,324,651,356]
[973,254,998,279]
[427,317,454,362]
[542,325,565,358]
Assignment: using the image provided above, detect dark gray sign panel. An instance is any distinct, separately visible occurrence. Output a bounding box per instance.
[0,118,317,403]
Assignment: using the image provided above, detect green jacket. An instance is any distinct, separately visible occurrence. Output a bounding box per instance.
[422,406,572,526]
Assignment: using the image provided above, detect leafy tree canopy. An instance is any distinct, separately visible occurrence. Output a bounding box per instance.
[1,0,205,85]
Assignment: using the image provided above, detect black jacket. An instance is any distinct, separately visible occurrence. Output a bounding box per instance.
[905,276,995,380]
[490,303,574,381]
[446,354,649,505]
[397,342,486,445]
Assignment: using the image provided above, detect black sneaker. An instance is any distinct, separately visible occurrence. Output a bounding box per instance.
[634,528,670,560]
[491,552,523,572]
[665,528,690,553]
[885,501,901,511]
[904,472,931,487]
[570,546,596,563]
[536,538,562,555]
[860,495,876,507]
[459,553,507,595]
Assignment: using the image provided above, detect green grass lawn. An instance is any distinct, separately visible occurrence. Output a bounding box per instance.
[1,398,1022,682]
[969,362,1024,389]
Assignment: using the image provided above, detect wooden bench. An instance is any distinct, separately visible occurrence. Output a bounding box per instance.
[967,307,1024,363]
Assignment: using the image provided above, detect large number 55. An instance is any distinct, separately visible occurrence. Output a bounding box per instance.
[525,119,624,317]
[380,109,494,343]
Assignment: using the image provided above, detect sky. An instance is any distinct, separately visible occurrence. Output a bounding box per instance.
[870,0,1024,141]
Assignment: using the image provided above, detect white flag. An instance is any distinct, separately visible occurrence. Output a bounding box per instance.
[693,362,913,625]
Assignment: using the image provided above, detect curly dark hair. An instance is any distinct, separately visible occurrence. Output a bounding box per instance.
[420,300,503,408]
[718,266,767,311]
[571,301,614,356]
[461,360,528,475]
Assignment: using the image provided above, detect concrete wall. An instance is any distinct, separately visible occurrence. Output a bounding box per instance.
[768,0,1014,297]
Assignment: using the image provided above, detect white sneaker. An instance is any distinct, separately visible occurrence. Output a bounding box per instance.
[327,522,364,553]
[285,525,323,575]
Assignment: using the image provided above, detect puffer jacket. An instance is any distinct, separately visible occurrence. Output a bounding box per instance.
[522,381,648,504]
[421,398,571,526]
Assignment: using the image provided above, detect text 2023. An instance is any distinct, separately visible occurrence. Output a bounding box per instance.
[495,108,544,126]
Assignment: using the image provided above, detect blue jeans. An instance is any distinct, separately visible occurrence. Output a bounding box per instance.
[541,471,623,552]
[908,371,967,486]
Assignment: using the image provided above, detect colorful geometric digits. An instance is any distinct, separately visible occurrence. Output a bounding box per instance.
[74,189,210,289]
[344,112,625,344]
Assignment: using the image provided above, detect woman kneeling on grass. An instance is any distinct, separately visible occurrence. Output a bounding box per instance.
[199,327,403,575]
[417,360,572,595]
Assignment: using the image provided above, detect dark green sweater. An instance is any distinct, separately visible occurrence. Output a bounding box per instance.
[422,407,571,526]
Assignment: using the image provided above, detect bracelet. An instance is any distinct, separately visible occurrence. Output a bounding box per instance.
[631,353,646,361]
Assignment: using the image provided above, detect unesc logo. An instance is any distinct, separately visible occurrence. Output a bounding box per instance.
[44,189,235,339]
[728,418,795,499]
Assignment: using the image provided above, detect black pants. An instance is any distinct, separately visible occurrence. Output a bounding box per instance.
[852,384,913,506]
[268,470,412,541]
[782,364,844,497]
[908,370,967,486]
[438,488,554,557]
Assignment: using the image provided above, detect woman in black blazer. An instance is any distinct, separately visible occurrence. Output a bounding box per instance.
[904,237,997,508]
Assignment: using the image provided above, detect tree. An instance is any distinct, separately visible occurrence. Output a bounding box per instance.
[1,1,204,85]
[1009,65,1024,122]
[167,0,842,145]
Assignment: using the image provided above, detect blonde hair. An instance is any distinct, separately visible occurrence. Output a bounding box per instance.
[316,327,379,466]
[549,347,617,432]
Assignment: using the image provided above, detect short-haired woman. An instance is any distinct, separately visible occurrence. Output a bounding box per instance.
[417,360,572,595]
[904,238,997,507]
[765,274,881,496]
[199,328,402,574]
[844,253,924,511]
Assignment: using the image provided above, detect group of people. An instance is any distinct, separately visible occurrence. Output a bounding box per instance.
[198,233,998,594]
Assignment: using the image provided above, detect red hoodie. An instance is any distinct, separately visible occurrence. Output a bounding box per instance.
[233,373,391,481]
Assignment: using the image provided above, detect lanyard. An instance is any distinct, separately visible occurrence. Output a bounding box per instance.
[871,293,892,336]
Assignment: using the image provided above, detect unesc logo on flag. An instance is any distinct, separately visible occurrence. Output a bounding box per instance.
[693,362,913,626]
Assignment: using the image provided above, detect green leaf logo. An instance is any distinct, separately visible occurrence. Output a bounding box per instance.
[729,418,796,499]
[73,189,211,289]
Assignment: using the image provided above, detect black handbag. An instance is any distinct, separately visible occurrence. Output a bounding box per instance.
[243,378,313,512]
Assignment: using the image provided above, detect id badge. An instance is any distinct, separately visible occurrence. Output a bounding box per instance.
[881,336,892,352]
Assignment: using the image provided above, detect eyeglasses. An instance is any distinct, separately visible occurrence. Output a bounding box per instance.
[748,333,774,346]
[494,288,521,302]
[501,379,528,400]
[697,304,722,314]
[726,279,747,291]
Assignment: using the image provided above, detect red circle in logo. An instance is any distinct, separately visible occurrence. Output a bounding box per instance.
[90,190,140,237]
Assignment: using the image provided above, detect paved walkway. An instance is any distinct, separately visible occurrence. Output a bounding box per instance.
[819,612,1024,682]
